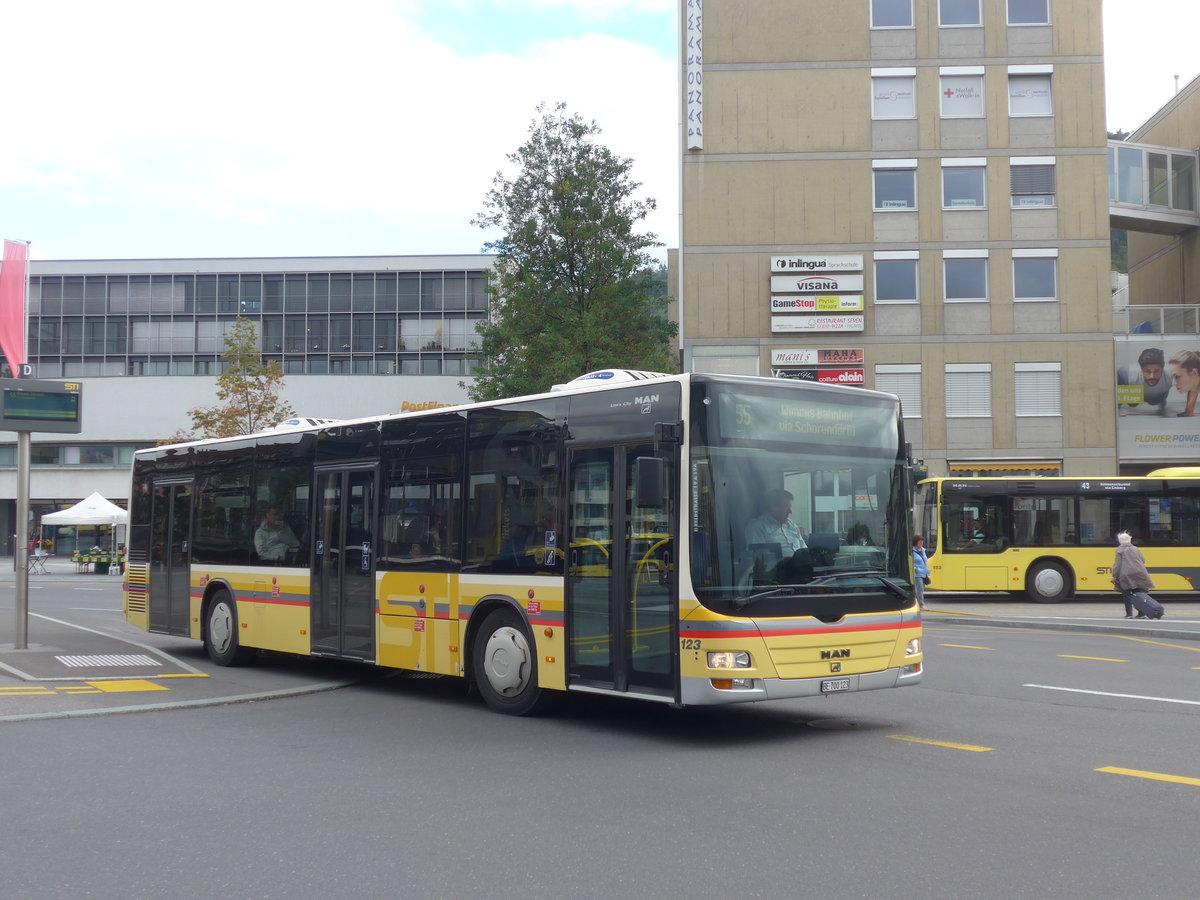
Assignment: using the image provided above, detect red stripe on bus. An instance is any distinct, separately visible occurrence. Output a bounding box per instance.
[684,620,921,640]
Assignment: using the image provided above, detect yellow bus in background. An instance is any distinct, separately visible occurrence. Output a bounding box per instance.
[914,476,1200,602]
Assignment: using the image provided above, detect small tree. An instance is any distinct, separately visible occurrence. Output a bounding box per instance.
[174,318,294,441]
[469,102,677,401]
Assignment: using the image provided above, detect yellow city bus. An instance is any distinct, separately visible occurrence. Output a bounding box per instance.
[914,476,1200,601]
[124,371,922,714]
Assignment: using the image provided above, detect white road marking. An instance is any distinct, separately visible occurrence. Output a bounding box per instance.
[1024,684,1200,707]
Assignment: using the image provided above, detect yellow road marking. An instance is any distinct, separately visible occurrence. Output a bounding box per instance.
[0,690,57,696]
[1058,655,1128,662]
[1097,767,1200,787]
[939,643,995,651]
[889,734,995,752]
[86,679,168,693]
[1112,635,1200,653]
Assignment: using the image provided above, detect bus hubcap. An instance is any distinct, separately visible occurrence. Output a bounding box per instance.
[210,605,232,653]
[483,626,530,697]
[1033,569,1063,597]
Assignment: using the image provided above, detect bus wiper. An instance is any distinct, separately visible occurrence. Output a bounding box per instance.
[731,586,791,610]
[822,569,910,601]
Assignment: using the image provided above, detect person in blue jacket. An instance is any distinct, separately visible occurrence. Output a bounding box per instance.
[912,534,930,610]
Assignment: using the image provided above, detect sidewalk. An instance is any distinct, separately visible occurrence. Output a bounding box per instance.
[923,592,1200,642]
[2,554,125,582]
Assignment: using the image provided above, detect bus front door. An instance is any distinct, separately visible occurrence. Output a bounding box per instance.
[149,480,192,636]
[311,466,377,661]
[567,444,677,699]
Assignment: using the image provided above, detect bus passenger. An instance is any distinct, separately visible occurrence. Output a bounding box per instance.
[255,507,300,563]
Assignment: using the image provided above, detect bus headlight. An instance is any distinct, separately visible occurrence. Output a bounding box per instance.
[906,639,921,657]
[708,651,751,669]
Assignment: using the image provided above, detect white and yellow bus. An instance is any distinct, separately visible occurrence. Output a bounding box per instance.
[914,475,1200,602]
[125,371,922,714]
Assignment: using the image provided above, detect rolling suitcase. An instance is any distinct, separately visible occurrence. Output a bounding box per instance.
[1127,590,1164,619]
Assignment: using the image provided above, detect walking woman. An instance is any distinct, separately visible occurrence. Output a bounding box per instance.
[1111,531,1163,619]
[912,534,930,610]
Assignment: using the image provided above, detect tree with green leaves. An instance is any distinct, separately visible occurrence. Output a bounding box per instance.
[468,102,677,401]
[174,317,295,441]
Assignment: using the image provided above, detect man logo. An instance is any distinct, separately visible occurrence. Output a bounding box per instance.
[820,649,851,659]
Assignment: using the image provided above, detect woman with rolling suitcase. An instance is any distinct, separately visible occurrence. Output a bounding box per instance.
[1111,531,1164,620]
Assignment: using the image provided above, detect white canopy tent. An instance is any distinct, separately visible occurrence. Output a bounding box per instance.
[41,492,128,554]
[41,492,129,527]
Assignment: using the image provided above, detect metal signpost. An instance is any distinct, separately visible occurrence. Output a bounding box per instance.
[2,378,82,649]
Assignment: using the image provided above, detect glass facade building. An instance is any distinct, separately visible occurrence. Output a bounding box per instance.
[23,257,491,379]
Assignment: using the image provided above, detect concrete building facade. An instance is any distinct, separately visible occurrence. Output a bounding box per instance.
[678,0,1115,477]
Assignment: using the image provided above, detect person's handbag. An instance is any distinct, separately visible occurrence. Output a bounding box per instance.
[923,576,931,585]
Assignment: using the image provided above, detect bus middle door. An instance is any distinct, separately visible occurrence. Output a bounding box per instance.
[312,465,378,662]
[567,443,677,699]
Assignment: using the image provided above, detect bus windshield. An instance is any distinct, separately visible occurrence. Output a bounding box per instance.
[688,380,912,617]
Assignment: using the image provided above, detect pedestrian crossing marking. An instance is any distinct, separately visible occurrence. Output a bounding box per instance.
[55,654,161,668]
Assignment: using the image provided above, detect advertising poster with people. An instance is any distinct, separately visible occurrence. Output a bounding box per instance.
[1115,338,1200,459]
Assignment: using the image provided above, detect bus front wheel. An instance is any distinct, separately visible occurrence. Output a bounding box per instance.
[471,607,558,716]
[1026,561,1071,603]
[204,589,254,666]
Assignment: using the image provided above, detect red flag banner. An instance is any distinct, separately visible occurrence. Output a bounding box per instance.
[0,240,28,377]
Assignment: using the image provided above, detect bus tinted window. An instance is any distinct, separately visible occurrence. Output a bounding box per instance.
[466,402,564,575]
[380,414,465,572]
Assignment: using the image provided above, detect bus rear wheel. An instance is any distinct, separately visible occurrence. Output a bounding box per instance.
[471,607,558,716]
[1026,561,1071,603]
[204,589,254,666]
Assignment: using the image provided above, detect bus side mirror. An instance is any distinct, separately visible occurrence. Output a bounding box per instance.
[635,457,665,508]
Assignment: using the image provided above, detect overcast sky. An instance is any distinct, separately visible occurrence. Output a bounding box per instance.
[0,0,1193,262]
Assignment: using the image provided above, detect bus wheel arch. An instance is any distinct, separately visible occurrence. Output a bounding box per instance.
[1025,559,1073,603]
[467,599,558,715]
[202,583,254,666]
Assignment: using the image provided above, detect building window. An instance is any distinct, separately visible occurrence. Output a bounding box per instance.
[1011,157,1056,207]
[1015,363,1061,416]
[944,251,988,302]
[1009,71,1052,116]
[871,0,913,27]
[873,160,917,209]
[940,70,984,118]
[872,70,916,119]
[1008,0,1049,25]
[942,160,987,208]
[1013,250,1058,301]
[940,0,981,26]
[874,252,919,304]
[945,364,992,417]
[875,365,922,417]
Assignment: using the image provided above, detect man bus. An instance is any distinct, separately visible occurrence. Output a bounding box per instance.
[125,371,922,714]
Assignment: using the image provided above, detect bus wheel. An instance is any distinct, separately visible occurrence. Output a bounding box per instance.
[472,607,557,715]
[1026,562,1071,603]
[205,589,254,666]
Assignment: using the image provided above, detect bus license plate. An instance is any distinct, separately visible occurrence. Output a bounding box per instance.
[821,678,851,693]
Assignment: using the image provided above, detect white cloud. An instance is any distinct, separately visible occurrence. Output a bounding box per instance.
[0,0,676,256]
[1104,2,1200,133]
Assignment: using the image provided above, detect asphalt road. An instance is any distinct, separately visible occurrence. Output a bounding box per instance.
[2,582,1199,898]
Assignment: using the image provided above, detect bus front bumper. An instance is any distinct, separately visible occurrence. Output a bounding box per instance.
[679,663,923,706]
